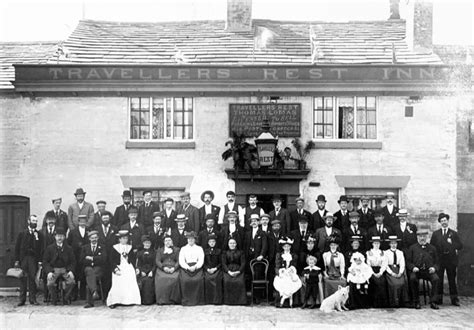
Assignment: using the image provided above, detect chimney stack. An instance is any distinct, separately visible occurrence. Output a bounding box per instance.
[389,0,400,19]
[226,0,252,32]
[406,0,433,54]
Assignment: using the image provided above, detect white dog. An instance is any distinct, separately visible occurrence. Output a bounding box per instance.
[319,285,350,313]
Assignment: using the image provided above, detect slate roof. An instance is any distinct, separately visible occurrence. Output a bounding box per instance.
[0,41,58,90]
[48,19,442,65]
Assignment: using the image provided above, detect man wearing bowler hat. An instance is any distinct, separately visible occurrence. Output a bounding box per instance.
[43,197,68,231]
[367,210,394,250]
[198,190,221,231]
[289,197,312,232]
[68,188,95,230]
[333,195,350,231]
[138,190,160,228]
[311,194,329,232]
[113,190,133,227]
[406,226,440,309]
[269,194,291,235]
[430,213,463,306]
[382,192,399,230]
[315,213,342,253]
[176,192,200,233]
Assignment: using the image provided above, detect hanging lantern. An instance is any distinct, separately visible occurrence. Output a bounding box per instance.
[254,119,278,168]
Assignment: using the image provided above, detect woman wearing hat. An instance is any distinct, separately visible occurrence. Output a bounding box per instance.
[344,235,364,275]
[106,230,141,308]
[136,235,156,305]
[384,235,409,308]
[322,236,346,297]
[222,238,247,305]
[179,231,205,305]
[347,252,373,309]
[273,237,302,308]
[154,235,181,305]
[203,233,223,305]
[366,236,389,308]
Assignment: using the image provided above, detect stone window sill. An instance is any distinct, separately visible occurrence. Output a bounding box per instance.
[125,140,196,149]
[313,140,382,149]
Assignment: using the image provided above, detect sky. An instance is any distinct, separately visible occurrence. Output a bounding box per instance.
[0,0,473,44]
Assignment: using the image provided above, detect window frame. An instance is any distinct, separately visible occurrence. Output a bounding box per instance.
[313,96,379,141]
[128,96,195,142]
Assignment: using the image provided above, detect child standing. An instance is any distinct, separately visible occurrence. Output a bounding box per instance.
[301,255,322,309]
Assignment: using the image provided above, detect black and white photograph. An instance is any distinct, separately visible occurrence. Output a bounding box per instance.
[0,0,473,328]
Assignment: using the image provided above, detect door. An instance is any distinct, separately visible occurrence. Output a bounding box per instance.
[0,196,29,287]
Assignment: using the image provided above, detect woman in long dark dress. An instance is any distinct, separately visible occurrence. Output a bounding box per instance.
[136,235,156,305]
[154,235,181,305]
[179,231,205,306]
[322,236,346,298]
[366,236,389,308]
[203,233,223,304]
[222,238,247,305]
[385,235,409,307]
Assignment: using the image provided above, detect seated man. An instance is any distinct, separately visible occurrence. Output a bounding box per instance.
[42,227,76,305]
[81,230,107,308]
[406,227,440,310]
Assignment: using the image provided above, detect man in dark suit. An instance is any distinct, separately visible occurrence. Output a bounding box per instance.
[430,213,463,306]
[242,194,264,231]
[311,194,329,232]
[218,191,241,226]
[121,206,146,252]
[138,190,160,228]
[170,214,188,248]
[176,192,200,233]
[289,215,312,255]
[244,214,268,261]
[382,192,399,230]
[43,227,76,305]
[80,231,107,308]
[393,209,417,254]
[367,210,394,250]
[67,215,89,300]
[113,190,133,227]
[333,195,350,231]
[358,196,375,230]
[314,213,342,253]
[94,211,116,298]
[269,195,291,235]
[406,227,440,309]
[42,215,57,250]
[198,215,223,249]
[92,200,108,229]
[267,219,283,301]
[162,198,178,230]
[43,197,68,231]
[220,211,245,250]
[342,211,368,252]
[14,215,44,306]
[289,197,312,232]
[259,213,272,235]
[198,190,221,231]
[146,212,166,250]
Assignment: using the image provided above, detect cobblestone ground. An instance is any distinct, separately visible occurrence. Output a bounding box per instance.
[1,296,474,329]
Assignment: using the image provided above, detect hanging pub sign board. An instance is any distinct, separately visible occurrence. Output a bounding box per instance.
[229,103,301,137]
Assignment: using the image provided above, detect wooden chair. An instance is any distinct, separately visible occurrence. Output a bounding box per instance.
[250,258,269,305]
[419,278,431,305]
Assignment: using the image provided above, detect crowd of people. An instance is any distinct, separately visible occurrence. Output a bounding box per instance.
[14,188,463,310]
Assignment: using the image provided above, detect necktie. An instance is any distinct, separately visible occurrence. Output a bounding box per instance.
[393,250,397,265]
[104,226,108,236]
[56,211,59,218]
[92,245,96,253]
[443,229,447,237]
[378,225,382,234]
[302,230,305,237]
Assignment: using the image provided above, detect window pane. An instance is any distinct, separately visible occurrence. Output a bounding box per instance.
[367,110,376,124]
[324,110,333,124]
[140,111,149,125]
[153,98,164,110]
[166,98,172,138]
[316,110,323,123]
[325,97,333,109]
[367,125,377,139]
[174,111,183,125]
[325,125,333,138]
[357,109,366,124]
[174,98,183,110]
[152,108,164,140]
[357,125,366,139]
[356,97,366,110]
[174,126,183,139]
[184,98,193,111]
[130,126,139,139]
[367,97,376,109]
[185,126,193,139]
[131,98,140,110]
[130,111,140,125]
[140,97,150,110]
[315,125,324,138]
[140,126,149,139]
[338,101,354,139]
[184,111,193,125]
[315,97,323,109]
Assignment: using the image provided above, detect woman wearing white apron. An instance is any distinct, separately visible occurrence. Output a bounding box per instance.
[106,230,141,308]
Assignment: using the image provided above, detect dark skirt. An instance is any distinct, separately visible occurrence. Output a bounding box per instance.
[223,270,247,305]
[138,275,155,305]
[204,270,223,304]
[386,265,409,307]
[179,269,205,306]
[369,266,388,308]
[348,282,371,310]
[154,268,181,305]
[324,277,347,298]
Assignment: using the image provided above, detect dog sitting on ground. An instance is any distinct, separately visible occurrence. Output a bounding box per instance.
[319,285,349,313]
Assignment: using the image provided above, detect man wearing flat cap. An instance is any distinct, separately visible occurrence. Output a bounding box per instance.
[147,212,166,250]
[406,226,440,309]
[333,195,350,231]
[358,196,375,230]
[269,195,291,235]
[382,192,399,230]
[430,213,463,306]
[162,198,177,230]
[138,190,160,228]
[80,230,107,308]
[43,197,68,231]
[68,188,95,230]
[121,206,146,252]
[218,191,242,226]
[113,190,133,227]
[311,194,329,232]
[67,214,90,300]
[176,192,200,233]
[92,200,109,229]
[289,197,312,232]
[367,210,394,250]
[198,190,221,231]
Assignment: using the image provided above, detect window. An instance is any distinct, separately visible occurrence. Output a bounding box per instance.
[313,96,377,140]
[130,188,184,210]
[345,188,399,211]
[129,97,193,140]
